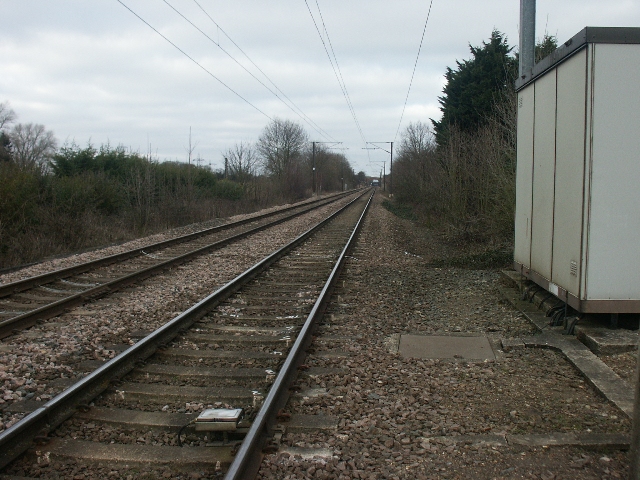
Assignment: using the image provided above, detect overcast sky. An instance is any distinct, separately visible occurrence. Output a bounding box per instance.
[2,1,639,176]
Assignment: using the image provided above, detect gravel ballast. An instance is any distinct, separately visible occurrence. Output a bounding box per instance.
[0,195,356,433]
[258,193,633,480]
[0,191,634,479]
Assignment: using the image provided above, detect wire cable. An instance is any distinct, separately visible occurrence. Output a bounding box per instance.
[190,0,336,143]
[115,0,272,120]
[303,0,369,156]
[313,0,366,144]
[162,0,336,142]
[393,0,434,142]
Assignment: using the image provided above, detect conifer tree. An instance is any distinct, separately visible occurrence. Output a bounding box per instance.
[432,30,517,147]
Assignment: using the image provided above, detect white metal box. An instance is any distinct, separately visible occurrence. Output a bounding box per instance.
[514,27,640,313]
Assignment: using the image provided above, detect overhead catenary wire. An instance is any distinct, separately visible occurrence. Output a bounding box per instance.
[115,0,272,120]
[303,0,370,160]
[190,0,337,143]
[312,0,366,144]
[161,0,336,142]
[393,0,434,142]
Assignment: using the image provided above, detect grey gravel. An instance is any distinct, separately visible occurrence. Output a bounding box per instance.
[258,193,631,480]
[0,194,356,433]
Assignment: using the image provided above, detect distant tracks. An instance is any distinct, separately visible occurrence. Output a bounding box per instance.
[0,192,353,339]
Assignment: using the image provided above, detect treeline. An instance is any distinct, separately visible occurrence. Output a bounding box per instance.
[392,31,556,246]
[0,140,247,269]
[0,106,358,269]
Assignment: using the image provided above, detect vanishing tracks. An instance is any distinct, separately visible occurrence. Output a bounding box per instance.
[0,191,353,339]
[0,189,373,479]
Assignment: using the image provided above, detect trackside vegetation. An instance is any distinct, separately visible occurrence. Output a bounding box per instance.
[0,143,248,269]
[389,31,557,262]
[0,103,360,270]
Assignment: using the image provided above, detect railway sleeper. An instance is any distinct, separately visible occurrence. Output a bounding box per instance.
[25,438,236,471]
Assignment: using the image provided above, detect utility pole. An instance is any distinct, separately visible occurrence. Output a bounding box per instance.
[365,142,393,194]
[519,0,536,78]
[390,142,393,197]
[632,358,640,479]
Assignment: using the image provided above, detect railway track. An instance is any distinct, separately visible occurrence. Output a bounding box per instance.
[0,189,373,479]
[0,191,354,339]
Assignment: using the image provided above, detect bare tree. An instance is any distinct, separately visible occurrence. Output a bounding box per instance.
[398,121,435,161]
[223,142,258,185]
[0,102,17,162]
[0,102,17,131]
[9,123,57,171]
[394,122,438,204]
[257,118,308,179]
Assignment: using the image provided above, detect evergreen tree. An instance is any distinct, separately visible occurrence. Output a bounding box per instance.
[431,30,517,147]
[535,34,558,63]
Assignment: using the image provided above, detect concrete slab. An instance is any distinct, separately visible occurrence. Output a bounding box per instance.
[76,406,195,431]
[300,367,349,377]
[423,432,630,449]
[138,364,269,381]
[575,325,638,355]
[158,348,276,360]
[507,432,630,449]
[501,338,525,351]
[399,334,495,361]
[522,333,634,418]
[290,388,329,405]
[2,399,43,414]
[497,286,548,331]
[314,351,350,358]
[117,382,256,404]
[421,435,507,448]
[184,333,288,345]
[38,437,234,467]
[286,414,339,433]
[278,446,334,459]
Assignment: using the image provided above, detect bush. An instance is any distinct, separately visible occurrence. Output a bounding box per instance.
[212,179,244,200]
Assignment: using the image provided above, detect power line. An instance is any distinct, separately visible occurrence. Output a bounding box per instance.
[303,0,369,154]
[313,0,366,144]
[116,0,272,120]
[393,0,434,142]
[162,0,336,142]
[190,0,336,143]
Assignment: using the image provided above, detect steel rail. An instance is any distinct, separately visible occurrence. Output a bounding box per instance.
[0,189,370,471]
[0,190,355,299]
[225,190,375,480]
[0,191,358,339]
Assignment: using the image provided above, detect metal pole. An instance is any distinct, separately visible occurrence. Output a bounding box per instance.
[383,162,386,191]
[312,142,316,196]
[630,347,640,479]
[519,0,536,78]
[390,142,393,197]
